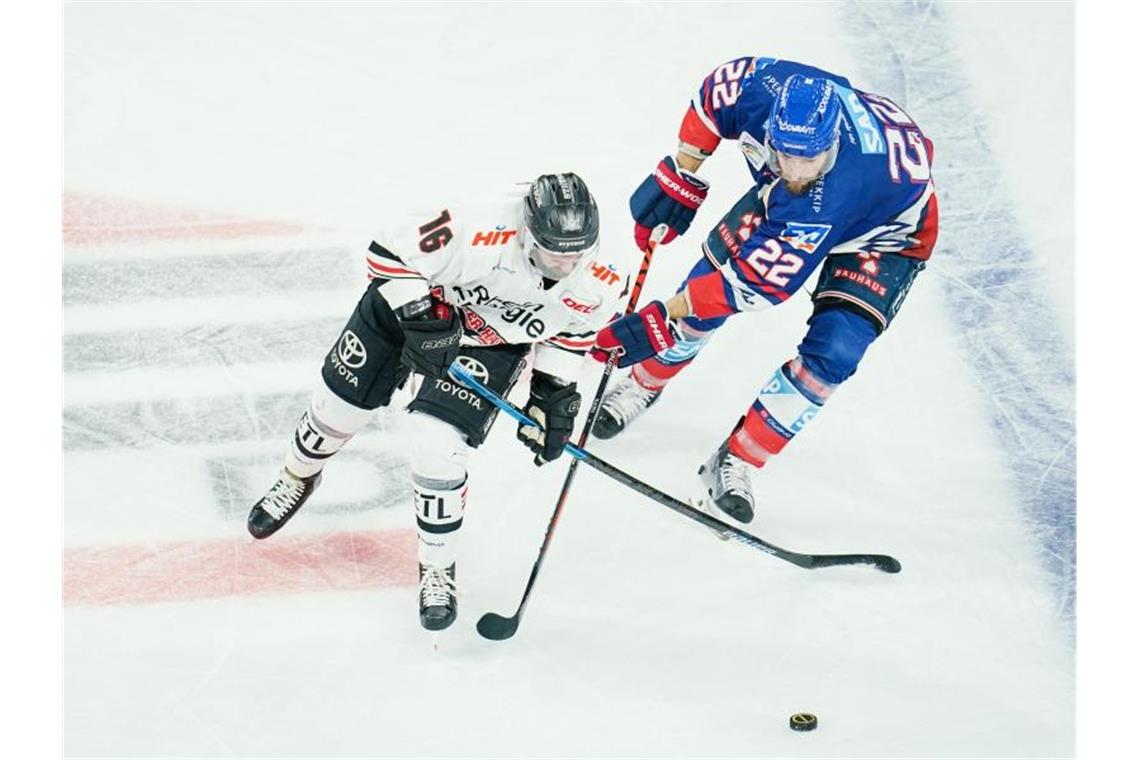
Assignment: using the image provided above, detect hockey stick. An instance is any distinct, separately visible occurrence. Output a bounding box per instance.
[449,361,902,585]
[474,231,666,640]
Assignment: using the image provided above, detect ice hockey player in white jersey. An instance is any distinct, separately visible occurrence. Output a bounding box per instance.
[246,173,628,631]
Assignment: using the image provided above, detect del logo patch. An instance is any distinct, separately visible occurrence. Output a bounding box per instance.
[778,222,832,255]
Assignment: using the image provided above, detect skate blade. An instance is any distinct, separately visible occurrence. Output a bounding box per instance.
[689,497,733,541]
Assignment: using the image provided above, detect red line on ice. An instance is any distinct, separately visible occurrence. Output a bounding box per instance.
[63,528,417,607]
[62,192,306,245]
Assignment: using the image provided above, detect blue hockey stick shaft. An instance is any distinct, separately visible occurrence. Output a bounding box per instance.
[449,364,587,459]
[446,361,902,576]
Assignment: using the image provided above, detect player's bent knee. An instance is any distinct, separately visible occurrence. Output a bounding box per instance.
[797,308,878,385]
[321,281,410,410]
[310,380,378,433]
[408,411,470,484]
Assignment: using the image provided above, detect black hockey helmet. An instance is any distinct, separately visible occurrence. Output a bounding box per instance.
[522,172,600,280]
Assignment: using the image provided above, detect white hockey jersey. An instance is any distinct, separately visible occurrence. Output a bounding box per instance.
[367,196,629,382]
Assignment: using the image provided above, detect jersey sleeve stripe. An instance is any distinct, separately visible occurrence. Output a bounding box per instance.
[367,240,407,263]
[679,106,722,154]
[686,269,738,319]
[367,260,419,278]
[691,84,723,139]
[545,335,594,350]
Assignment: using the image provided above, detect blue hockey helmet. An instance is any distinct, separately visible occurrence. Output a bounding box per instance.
[765,74,841,180]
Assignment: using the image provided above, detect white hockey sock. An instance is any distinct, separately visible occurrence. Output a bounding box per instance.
[413,474,467,569]
[284,382,377,478]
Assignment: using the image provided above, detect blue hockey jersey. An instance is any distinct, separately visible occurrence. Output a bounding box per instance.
[677,56,939,317]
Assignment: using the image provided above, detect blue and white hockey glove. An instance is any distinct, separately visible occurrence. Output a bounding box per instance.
[591,300,679,368]
[629,156,709,251]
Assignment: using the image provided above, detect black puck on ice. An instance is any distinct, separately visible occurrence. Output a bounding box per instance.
[789,712,818,732]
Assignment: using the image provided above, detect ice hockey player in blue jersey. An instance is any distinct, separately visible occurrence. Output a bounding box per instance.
[591,57,939,524]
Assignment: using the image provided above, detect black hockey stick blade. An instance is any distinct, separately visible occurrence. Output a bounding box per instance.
[806,552,902,573]
[708,520,901,573]
[576,454,904,574]
[476,612,520,641]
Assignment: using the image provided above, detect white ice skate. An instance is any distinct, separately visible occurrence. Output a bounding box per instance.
[593,374,662,439]
[697,441,756,524]
[419,563,458,631]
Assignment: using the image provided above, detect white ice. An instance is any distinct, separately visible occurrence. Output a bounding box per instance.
[64,2,1075,757]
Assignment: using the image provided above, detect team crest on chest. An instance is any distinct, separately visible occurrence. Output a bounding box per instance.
[778,222,832,254]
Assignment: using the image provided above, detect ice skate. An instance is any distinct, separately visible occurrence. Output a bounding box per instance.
[697,441,755,524]
[419,563,457,631]
[247,468,321,539]
[593,374,662,439]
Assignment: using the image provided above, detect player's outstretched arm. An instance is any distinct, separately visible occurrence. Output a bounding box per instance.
[628,56,760,252]
[589,292,692,368]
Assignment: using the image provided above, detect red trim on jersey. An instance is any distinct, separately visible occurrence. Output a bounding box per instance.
[923,136,936,166]
[687,271,736,319]
[729,260,793,304]
[367,260,419,278]
[679,106,721,154]
[547,335,595,350]
[907,192,939,261]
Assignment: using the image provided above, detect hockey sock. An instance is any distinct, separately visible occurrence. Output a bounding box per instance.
[413,474,467,568]
[632,328,711,390]
[728,356,835,468]
[284,382,378,478]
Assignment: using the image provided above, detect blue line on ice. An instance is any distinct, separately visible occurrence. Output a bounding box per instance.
[842,0,1076,627]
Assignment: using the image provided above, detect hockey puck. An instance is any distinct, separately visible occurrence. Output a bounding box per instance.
[789,712,817,732]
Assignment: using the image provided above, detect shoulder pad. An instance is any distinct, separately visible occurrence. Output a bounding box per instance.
[376,199,520,260]
[561,250,630,316]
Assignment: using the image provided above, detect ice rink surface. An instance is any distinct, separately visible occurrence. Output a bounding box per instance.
[63,2,1075,757]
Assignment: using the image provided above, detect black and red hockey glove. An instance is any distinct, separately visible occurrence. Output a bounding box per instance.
[397,297,463,379]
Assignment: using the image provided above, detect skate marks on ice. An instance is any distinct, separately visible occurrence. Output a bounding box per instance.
[64,195,415,605]
[841,1,1076,625]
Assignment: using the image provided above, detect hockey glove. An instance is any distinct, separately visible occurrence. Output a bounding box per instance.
[517,371,581,466]
[590,300,678,368]
[629,156,709,251]
[397,297,463,379]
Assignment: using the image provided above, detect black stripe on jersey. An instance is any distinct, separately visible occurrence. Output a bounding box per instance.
[554,328,597,339]
[546,345,587,356]
[368,241,408,265]
[543,338,590,356]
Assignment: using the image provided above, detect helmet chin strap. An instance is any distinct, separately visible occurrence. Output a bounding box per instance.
[521,225,563,283]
